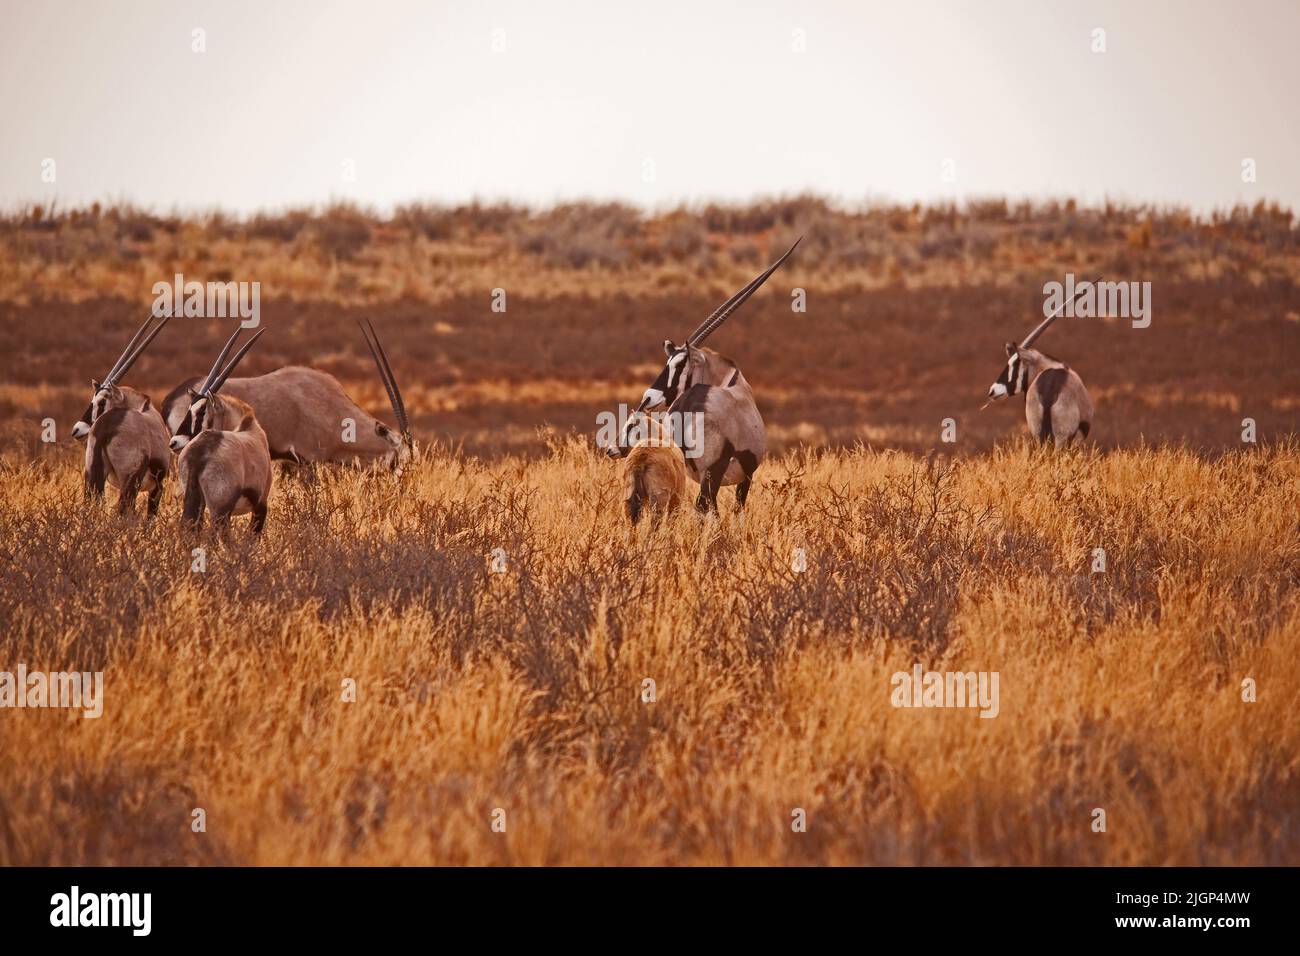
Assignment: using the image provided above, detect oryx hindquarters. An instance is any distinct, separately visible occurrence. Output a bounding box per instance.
[173,328,273,536]
[178,393,273,535]
[1025,362,1093,448]
[670,359,766,513]
[83,399,172,517]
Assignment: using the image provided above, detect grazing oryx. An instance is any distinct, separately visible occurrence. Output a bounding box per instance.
[172,327,273,534]
[162,319,412,473]
[71,314,174,515]
[622,411,687,525]
[607,238,801,512]
[986,279,1096,447]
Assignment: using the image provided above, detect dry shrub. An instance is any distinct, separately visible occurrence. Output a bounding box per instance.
[311,204,373,261]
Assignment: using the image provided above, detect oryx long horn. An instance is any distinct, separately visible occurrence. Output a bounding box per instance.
[108,313,172,385]
[357,318,409,439]
[208,328,267,394]
[103,314,160,384]
[199,326,246,394]
[1020,277,1100,349]
[687,236,802,346]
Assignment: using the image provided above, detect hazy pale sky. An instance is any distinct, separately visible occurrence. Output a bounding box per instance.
[2,0,1297,214]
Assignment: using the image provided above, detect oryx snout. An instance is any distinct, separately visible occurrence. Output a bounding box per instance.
[169,435,190,451]
[71,420,91,439]
[988,382,1008,400]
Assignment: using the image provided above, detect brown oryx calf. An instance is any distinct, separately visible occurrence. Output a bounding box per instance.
[172,328,273,535]
[622,412,686,524]
[986,279,1096,447]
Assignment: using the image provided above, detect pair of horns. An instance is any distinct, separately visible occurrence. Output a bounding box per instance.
[1020,276,1102,349]
[198,326,267,396]
[687,236,802,347]
[357,318,409,442]
[102,312,172,387]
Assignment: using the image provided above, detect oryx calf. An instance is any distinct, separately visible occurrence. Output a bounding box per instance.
[607,238,800,513]
[622,412,686,524]
[986,279,1096,447]
[172,328,273,534]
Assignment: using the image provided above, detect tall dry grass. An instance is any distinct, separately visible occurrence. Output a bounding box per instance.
[1,439,1296,865]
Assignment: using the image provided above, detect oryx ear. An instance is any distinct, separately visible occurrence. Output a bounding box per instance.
[91,378,100,390]
[140,397,152,412]
[687,345,705,364]
[1004,341,1018,356]
[663,339,675,356]
[187,387,199,399]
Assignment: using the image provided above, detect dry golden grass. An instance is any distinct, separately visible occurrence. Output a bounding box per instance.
[2,438,1296,865]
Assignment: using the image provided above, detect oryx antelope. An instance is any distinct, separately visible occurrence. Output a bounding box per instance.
[73,314,174,515]
[162,318,412,472]
[172,327,273,534]
[622,411,687,525]
[607,238,801,512]
[986,279,1096,447]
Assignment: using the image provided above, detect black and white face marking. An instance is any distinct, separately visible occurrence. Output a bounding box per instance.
[641,342,690,411]
[170,395,209,451]
[616,341,692,452]
[72,381,110,439]
[988,344,1028,400]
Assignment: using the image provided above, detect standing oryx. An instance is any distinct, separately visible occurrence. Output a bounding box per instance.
[172,327,273,534]
[986,278,1096,447]
[162,318,412,473]
[607,237,801,512]
[72,314,174,515]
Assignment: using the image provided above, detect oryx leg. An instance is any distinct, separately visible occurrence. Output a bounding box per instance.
[279,449,317,483]
[146,460,167,518]
[695,443,734,515]
[250,494,268,535]
[84,441,108,501]
[734,450,759,510]
[210,497,238,539]
[117,468,143,515]
[182,475,206,530]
